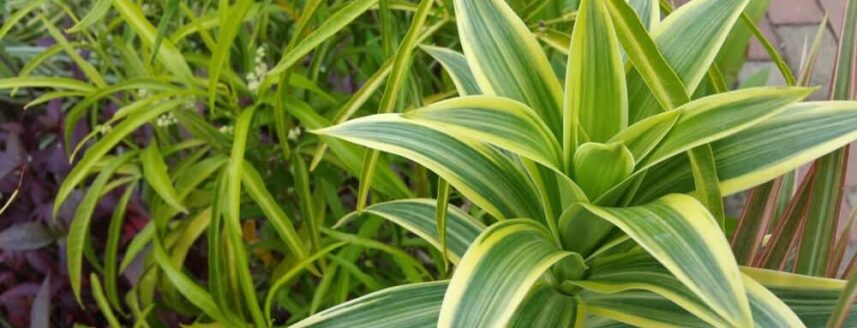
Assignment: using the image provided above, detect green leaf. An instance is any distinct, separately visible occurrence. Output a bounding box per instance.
[403,96,563,169]
[583,290,711,327]
[268,0,378,75]
[285,96,411,199]
[55,98,188,217]
[508,284,578,328]
[438,219,572,327]
[626,0,749,122]
[420,46,481,96]
[743,267,857,326]
[241,162,308,262]
[152,236,241,326]
[68,0,114,33]
[90,274,121,328]
[687,145,726,228]
[576,194,753,327]
[565,0,627,161]
[335,199,485,263]
[637,87,812,169]
[453,0,564,136]
[573,142,634,199]
[608,110,680,161]
[224,107,266,326]
[104,182,136,312]
[207,0,252,105]
[112,0,194,84]
[638,101,857,201]
[0,77,95,93]
[141,141,187,214]
[68,151,137,303]
[316,114,543,220]
[578,254,730,326]
[628,0,658,30]
[356,0,434,210]
[291,281,447,328]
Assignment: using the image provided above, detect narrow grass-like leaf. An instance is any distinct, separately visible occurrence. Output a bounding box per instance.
[104,182,136,312]
[268,0,378,75]
[112,0,194,84]
[438,219,571,327]
[40,16,106,87]
[0,77,95,93]
[90,274,121,328]
[225,107,266,326]
[55,98,187,217]
[356,0,434,210]
[207,0,252,106]
[141,141,187,214]
[67,151,136,303]
[152,236,240,325]
[67,0,113,33]
[242,162,308,262]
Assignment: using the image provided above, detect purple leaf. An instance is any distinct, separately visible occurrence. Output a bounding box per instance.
[0,223,55,251]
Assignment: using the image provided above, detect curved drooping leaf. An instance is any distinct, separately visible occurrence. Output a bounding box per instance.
[636,87,811,169]
[508,284,578,328]
[583,290,711,327]
[68,151,137,303]
[636,101,857,202]
[268,0,378,75]
[335,199,485,263]
[565,0,627,155]
[290,281,447,328]
[316,114,543,220]
[743,267,857,326]
[55,98,188,217]
[575,194,753,327]
[403,96,563,169]
[420,46,481,96]
[626,0,749,122]
[578,254,730,326]
[453,0,564,136]
[140,141,187,214]
[438,220,571,327]
[152,236,242,326]
[242,162,308,262]
[112,0,194,84]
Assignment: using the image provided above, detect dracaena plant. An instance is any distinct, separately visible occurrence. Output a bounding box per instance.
[302,0,857,326]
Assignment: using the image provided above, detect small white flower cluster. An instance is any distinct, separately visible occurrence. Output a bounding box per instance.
[156,112,178,127]
[95,124,112,135]
[219,125,234,135]
[288,126,301,141]
[246,47,268,93]
[137,88,150,99]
